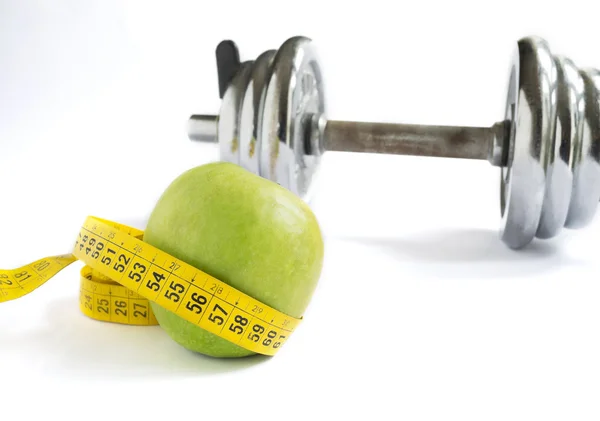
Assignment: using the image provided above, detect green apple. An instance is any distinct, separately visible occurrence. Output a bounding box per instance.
[143,162,324,358]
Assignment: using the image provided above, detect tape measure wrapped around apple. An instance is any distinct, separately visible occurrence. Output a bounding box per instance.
[0,162,324,357]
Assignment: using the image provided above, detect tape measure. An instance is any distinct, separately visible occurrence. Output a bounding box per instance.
[0,216,301,356]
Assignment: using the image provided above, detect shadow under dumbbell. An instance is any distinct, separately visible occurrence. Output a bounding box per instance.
[0,296,269,379]
[344,229,559,261]
[338,228,583,279]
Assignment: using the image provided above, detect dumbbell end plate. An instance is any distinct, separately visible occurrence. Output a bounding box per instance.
[259,36,326,200]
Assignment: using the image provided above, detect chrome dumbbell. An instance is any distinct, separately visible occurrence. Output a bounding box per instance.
[187,36,600,250]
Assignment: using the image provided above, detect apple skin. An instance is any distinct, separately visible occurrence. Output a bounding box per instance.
[143,162,324,358]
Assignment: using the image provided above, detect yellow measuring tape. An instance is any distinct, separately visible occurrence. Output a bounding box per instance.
[0,216,300,356]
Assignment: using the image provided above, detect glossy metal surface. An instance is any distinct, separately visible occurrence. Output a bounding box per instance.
[187,114,218,142]
[566,69,600,227]
[260,36,326,198]
[500,37,600,248]
[535,56,582,238]
[188,37,325,199]
[500,37,553,249]
[218,62,253,165]
[239,50,276,175]
[500,38,563,248]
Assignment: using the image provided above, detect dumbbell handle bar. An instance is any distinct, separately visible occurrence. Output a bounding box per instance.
[188,115,509,167]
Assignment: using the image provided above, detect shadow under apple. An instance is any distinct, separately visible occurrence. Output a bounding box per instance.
[0,296,269,379]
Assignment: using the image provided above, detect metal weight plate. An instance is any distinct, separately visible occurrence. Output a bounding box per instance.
[565,68,600,228]
[219,62,254,165]
[259,36,326,199]
[238,50,276,175]
[535,56,581,239]
[500,37,556,249]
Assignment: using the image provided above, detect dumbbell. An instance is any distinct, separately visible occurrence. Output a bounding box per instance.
[186,36,600,250]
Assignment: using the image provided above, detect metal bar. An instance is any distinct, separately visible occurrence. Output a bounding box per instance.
[187,115,218,142]
[323,120,496,161]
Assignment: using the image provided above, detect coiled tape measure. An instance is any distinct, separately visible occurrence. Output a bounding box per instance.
[0,216,300,356]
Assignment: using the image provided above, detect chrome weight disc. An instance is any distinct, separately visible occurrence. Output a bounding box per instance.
[536,56,582,238]
[219,62,253,165]
[238,50,276,175]
[566,68,600,228]
[260,36,326,199]
[500,37,600,249]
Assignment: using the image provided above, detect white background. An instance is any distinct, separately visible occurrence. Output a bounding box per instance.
[2,1,600,420]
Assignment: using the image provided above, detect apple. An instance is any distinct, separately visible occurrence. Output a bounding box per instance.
[143,162,324,358]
